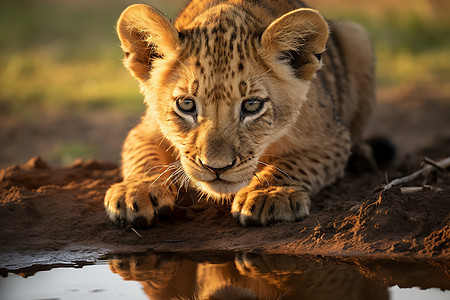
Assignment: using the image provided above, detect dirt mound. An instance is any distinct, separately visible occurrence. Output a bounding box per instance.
[0,136,449,270]
[330,186,449,256]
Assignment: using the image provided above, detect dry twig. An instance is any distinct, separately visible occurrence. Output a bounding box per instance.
[422,157,446,172]
[400,185,444,194]
[130,227,143,238]
[383,157,450,191]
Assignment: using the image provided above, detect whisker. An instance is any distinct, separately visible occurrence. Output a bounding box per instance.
[176,174,189,197]
[259,170,271,186]
[261,168,278,184]
[257,160,294,182]
[143,165,165,177]
[165,144,175,153]
[197,189,207,203]
[161,166,184,186]
[143,162,178,178]
[168,169,186,187]
[148,162,182,188]
[181,174,191,191]
[156,135,166,147]
[253,171,263,185]
[142,166,177,182]
[163,168,186,197]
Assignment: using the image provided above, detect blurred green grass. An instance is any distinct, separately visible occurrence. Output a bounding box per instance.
[55,142,97,166]
[0,0,185,115]
[1,0,449,116]
[319,3,450,90]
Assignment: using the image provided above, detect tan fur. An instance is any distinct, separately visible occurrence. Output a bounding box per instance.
[108,253,388,299]
[104,0,375,227]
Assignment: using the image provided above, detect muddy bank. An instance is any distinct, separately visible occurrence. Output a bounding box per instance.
[0,136,448,271]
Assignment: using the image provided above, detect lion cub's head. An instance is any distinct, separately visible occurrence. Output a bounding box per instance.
[117,4,328,198]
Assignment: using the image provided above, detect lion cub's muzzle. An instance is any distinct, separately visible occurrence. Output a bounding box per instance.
[199,158,237,179]
[189,156,250,196]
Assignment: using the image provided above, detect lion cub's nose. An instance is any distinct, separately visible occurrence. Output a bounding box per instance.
[199,158,236,175]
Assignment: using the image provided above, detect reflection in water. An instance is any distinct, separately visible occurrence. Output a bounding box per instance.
[109,252,393,300]
[2,252,448,299]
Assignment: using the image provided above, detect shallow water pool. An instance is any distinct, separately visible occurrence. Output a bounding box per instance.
[1,252,448,300]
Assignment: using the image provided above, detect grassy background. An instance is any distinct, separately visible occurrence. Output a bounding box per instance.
[315,0,450,90]
[0,0,449,166]
[1,0,449,115]
[0,0,186,115]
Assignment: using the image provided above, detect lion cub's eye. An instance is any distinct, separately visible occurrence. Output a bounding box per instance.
[241,98,264,116]
[176,97,196,114]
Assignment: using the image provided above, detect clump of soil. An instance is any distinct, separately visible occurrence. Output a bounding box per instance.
[0,139,448,270]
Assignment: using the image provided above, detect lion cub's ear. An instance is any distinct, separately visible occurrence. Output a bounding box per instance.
[117,4,179,82]
[260,8,329,80]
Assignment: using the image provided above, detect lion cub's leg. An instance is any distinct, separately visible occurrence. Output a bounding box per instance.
[232,129,351,226]
[104,123,178,227]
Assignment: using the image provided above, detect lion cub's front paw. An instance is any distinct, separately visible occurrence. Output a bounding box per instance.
[231,186,310,226]
[104,176,176,228]
[109,254,180,282]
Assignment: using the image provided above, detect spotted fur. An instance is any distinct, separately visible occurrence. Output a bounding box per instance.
[104,0,375,227]
[109,253,388,299]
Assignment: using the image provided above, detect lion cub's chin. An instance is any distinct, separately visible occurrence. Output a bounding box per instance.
[195,179,249,199]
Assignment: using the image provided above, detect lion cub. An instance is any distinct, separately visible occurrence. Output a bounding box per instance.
[104,0,375,227]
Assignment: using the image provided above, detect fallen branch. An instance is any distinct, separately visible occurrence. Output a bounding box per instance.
[400,185,444,194]
[383,157,450,191]
[422,157,446,171]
